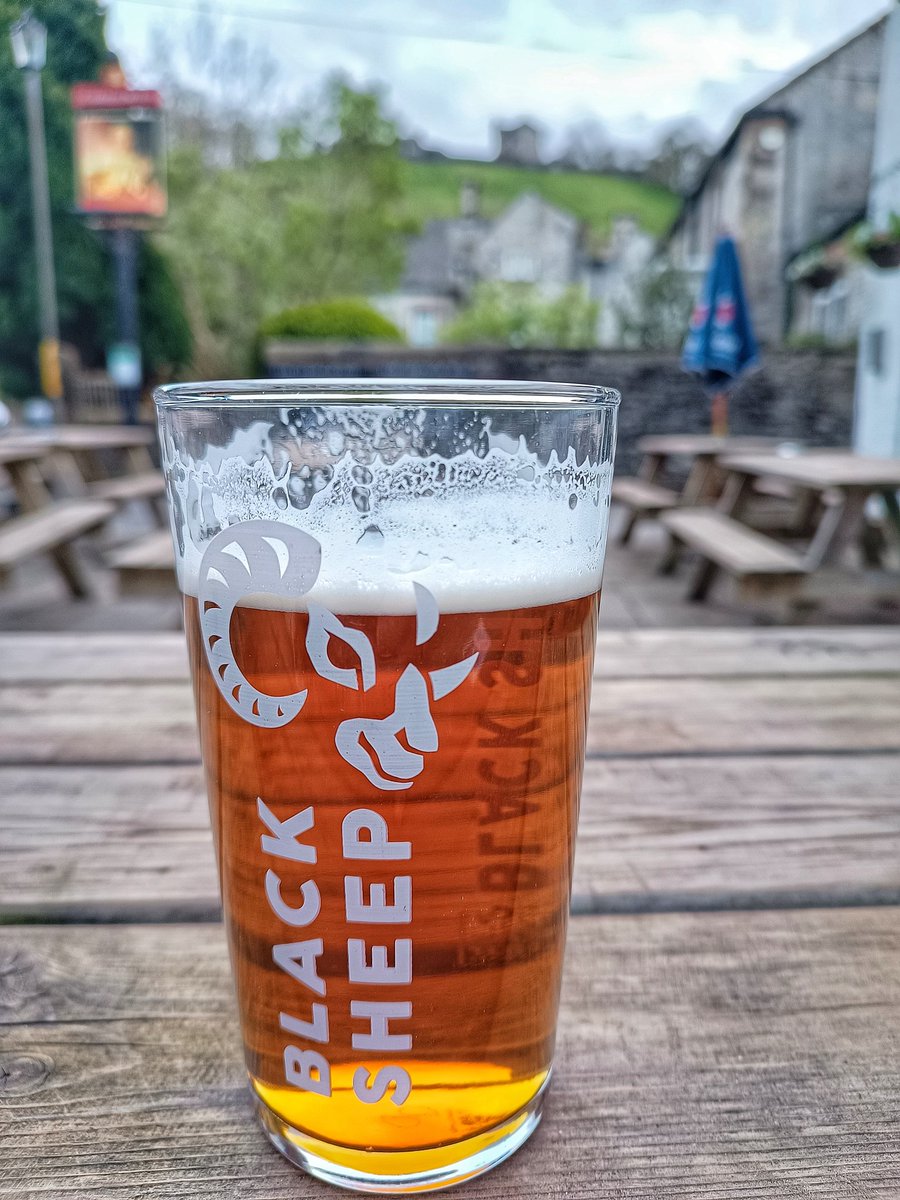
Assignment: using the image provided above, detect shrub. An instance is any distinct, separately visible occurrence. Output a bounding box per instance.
[258,298,403,344]
[442,283,598,348]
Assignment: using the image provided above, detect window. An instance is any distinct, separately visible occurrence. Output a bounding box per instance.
[867,328,885,378]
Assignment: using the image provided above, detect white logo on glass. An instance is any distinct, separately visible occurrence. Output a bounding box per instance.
[198,520,478,788]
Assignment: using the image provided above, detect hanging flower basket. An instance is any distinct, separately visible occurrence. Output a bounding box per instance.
[854,214,900,270]
[802,263,843,289]
[786,247,843,290]
[865,242,900,270]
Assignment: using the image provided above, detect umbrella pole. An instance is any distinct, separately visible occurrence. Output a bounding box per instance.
[711,390,728,437]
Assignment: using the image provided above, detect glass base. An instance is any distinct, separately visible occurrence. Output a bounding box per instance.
[253,1073,549,1194]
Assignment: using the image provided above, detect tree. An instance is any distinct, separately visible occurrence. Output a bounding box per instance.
[141,16,282,167]
[613,261,694,351]
[442,283,599,349]
[159,77,411,376]
[644,120,712,195]
[0,0,190,397]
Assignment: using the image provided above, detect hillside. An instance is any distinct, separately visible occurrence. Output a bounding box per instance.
[399,158,680,244]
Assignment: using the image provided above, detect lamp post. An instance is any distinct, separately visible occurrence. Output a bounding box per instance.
[10,8,62,402]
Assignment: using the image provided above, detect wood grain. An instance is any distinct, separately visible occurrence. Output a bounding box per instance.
[722,450,900,489]
[0,500,114,567]
[3,756,899,920]
[660,508,807,572]
[1,911,898,1198]
[3,627,899,684]
[5,672,898,763]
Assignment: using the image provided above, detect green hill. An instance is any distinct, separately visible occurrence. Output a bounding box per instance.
[399,159,679,245]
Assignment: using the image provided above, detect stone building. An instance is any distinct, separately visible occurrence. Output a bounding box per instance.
[375,187,655,347]
[473,192,582,286]
[494,121,542,166]
[665,15,885,345]
[374,190,585,345]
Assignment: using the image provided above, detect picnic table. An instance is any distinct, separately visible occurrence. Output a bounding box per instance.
[0,426,166,597]
[662,450,900,606]
[0,440,114,595]
[2,625,899,1197]
[1,424,162,505]
[613,435,783,544]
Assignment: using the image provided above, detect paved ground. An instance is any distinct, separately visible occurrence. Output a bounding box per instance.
[2,506,898,632]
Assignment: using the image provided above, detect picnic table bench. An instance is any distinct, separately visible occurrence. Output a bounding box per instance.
[661,451,900,607]
[0,426,166,598]
[613,434,783,544]
[1,625,899,1197]
[0,441,114,596]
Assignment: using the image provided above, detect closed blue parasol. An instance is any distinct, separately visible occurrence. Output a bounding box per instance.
[682,235,759,434]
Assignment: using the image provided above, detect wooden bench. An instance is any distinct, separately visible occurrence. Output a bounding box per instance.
[90,470,165,505]
[611,477,678,544]
[0,499,114,597]
[107,528,175,595]
[661,508,808,603]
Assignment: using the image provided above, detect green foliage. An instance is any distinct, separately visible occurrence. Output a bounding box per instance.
[136,241,193,380]
[0,0,191,396]
[852,212,900,256]
[785,332,857,354]
[442,283,598,349]
[613,261,695,350]
[259,298,402,343]
[161,78,410,377]
[399,159,678,245]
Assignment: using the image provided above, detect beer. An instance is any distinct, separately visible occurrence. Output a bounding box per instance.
[183,585,598,1177]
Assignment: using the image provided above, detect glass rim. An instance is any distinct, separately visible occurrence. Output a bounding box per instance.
[153,377,621,411]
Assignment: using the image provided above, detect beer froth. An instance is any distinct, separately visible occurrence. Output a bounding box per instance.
[174,451,610,613]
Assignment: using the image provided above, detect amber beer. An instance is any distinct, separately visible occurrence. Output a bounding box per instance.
[184,586,598,1178]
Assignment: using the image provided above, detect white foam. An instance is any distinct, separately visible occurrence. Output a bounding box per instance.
[171,449,611,614]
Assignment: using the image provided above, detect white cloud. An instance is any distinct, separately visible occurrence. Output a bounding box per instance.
[105,0,890,155]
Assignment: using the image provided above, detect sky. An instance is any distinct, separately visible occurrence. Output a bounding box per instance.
[104,0,890,158]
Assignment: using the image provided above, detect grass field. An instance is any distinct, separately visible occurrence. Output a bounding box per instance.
[399,158,679,243]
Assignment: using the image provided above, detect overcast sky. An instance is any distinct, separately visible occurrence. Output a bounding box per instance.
[104,0,889,157]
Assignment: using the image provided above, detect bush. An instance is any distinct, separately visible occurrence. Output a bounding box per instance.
[442,283,598,348]
[259,298,403,344]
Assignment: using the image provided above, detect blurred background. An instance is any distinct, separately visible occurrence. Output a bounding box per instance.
[1,0,899,629]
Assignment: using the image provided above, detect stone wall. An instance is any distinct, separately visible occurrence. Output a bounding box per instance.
[264,342,856,474]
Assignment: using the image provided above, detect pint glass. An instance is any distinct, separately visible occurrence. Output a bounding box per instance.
[155,380,619,1193]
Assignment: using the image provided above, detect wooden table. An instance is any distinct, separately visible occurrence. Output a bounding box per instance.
[720,451,900,567]
[1,424,164,527]
[637,435,784,505]
[613,436,785,546]
[0,441,114,596]
[2,627,899,1196]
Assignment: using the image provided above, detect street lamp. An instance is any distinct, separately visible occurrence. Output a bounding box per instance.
[10,7,46,69]
[10,8,62,402]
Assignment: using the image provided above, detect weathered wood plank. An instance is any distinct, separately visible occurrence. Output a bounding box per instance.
[2,674,898,764]
[1,627,899,685]
[0,500,114,567]
[574,754,900,911]
[638,434,781,457]
[661,508,807,574]
[0,633,189,683]
[2,756,899,920]
[90,471,165,504]
[596,626,900,678]
[611,477,679,510]
[1,911,898,1198]
[106,528,173,570]
[722,450,900,490]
